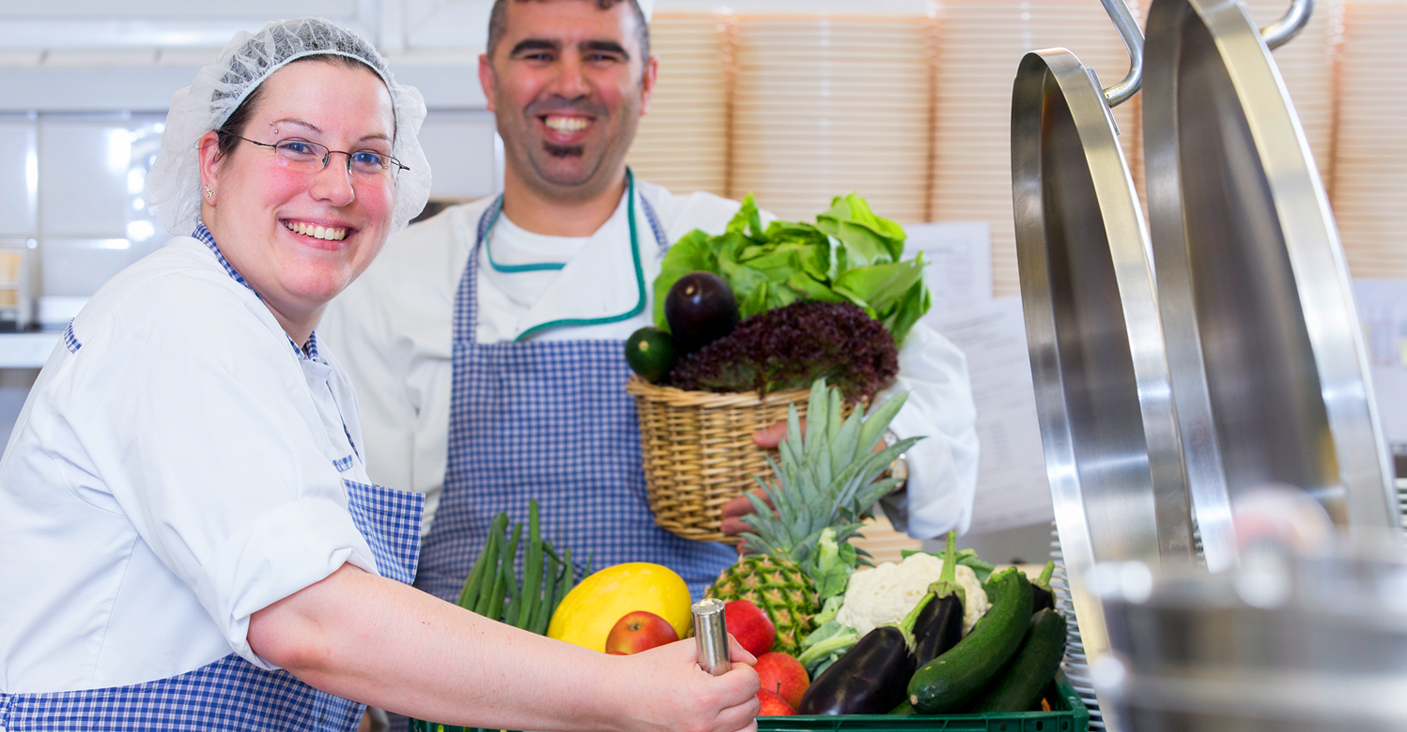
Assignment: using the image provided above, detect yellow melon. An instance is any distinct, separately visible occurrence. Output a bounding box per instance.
[547,562,693,652]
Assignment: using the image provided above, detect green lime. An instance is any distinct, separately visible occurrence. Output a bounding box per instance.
[625,327,677,383]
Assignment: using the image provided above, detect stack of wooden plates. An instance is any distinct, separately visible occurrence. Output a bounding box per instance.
[1330,1,1407,278]
[930,0,1143,297]
[729,15,932,223]
[852,513,922,566]
[626,11,731,198]
[1241,0,1342,192]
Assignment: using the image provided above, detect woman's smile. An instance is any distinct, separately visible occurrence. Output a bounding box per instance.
[281,218,352,243]
[198,59,396,340]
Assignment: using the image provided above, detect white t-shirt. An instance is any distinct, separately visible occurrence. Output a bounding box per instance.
[0,237,380,694]
[318,180,980,539]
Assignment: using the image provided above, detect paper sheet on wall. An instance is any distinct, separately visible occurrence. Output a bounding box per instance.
[1352,279,1407,474]
[902,221,993,318]
[926,296,1054,534]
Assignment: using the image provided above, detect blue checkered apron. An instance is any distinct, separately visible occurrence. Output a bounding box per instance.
[0,479,423,732]
[0,224,425,731]
[414,185,736,603]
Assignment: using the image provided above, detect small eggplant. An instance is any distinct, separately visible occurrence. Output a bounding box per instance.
[913,530,965,667]
[1030,560,1055,613]
[796,594,933,715]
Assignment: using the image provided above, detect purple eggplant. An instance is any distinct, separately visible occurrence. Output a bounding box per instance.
[913,530,964,667]
[664,272,738,355]
[796,594,933,715]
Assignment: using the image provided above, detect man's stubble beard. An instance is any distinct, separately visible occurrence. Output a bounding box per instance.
[496,77,644,204]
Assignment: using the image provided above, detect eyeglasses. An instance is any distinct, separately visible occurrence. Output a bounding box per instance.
[229,136,409,180]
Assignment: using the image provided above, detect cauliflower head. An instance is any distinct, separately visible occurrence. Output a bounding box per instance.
[835,552,991,638]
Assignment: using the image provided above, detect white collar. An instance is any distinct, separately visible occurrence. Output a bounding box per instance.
[478,174,656,341]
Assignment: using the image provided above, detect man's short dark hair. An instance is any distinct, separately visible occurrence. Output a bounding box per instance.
[486,0,650,66]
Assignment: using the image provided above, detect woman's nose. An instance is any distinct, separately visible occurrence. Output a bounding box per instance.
[309,155,357,206]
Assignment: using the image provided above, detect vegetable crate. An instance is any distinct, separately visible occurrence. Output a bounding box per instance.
[760,676,1088,732]
[407,676,1087,732]
[625,376,851,543]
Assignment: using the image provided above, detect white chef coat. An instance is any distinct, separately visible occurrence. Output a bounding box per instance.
[0,236,381,694]
[318,180,980,539]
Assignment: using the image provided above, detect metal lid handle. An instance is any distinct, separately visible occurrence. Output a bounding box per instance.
[1101,0,1144,108]
[1261,0,1314,50]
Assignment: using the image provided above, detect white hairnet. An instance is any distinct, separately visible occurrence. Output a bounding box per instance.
[146,17,432,241]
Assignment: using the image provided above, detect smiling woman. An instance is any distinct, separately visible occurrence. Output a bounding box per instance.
[198,58,399,344]
[0,16,761,732]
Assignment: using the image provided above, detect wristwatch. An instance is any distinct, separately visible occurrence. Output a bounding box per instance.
[879,429,911,532]
[881,429,909,490]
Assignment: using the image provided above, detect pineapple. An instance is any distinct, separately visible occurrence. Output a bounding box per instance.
[706,379,921,655]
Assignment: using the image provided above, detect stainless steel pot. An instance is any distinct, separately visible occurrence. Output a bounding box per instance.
[1009,0,1393,727]
[1143,0,1400,563]
[1011,2,1191,726]
[1093,539,1407,731]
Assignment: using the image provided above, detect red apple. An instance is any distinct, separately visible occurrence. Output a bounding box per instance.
[755,652,810,709]
[723,599,775,657]
[756,689,797,716]
[605,610,679,655]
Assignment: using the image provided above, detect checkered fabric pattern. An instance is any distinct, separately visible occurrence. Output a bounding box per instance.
[0,651,363,731]
[0,477,421,730]
[62,321,81,354]
[414,190,736,604]
[192,222,254,293]
[344,479,424,586]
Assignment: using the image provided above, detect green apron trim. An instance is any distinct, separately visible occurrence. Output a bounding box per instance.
[483,201,567,273]
[481,169,647,343]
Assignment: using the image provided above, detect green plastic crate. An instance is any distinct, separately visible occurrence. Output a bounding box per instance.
[756,675,1088,732]
[409,674,1089,732]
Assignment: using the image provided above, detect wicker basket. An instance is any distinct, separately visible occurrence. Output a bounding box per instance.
[626,376,850,542]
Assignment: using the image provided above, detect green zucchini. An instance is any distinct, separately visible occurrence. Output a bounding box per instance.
[907,566,1033,714]
[970,608,1068,713]
[887,699,916,715]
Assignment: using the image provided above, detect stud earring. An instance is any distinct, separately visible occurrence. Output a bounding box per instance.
[204,186,214,200]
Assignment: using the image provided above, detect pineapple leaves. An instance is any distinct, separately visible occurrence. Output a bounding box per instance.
[826,388,843,444]
[857,390,908,455]
[737,378,925,588]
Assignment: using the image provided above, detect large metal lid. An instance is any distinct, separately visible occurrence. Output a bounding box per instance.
[1011,1,1192,723]
[1142,0,1400,564]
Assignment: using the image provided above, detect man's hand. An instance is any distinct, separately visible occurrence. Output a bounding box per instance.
[750,418,798,450]
[720,419,804,539]
[720,488,772,538]
[726,415,894,540]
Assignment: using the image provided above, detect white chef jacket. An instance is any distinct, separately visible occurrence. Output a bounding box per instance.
[0,236,380,694]
[318,180,980,539]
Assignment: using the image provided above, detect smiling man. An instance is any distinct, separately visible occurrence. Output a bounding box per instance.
[320,0,981,609]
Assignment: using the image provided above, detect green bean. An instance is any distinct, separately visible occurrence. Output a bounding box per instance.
[531,546,561,635]
[498,522,523,624]
[467,532,500,616]
[550,547,574,618]
[477,535,507,618]
[517,501,543,629]
[456,525,498,610]
[470,514,511,615]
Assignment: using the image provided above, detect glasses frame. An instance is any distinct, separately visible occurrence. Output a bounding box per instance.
[226,134,409,180]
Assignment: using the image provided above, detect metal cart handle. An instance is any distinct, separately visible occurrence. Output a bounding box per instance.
[1100,0,1144,108]
[1261,0,1313,50]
